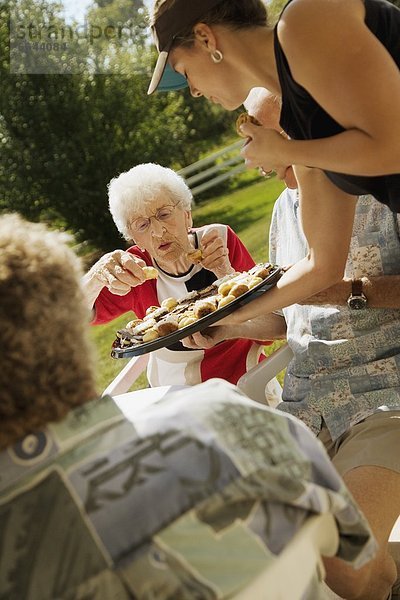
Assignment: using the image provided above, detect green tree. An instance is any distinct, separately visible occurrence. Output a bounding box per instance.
[0,0,234,251]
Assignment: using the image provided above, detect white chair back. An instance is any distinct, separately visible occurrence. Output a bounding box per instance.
[231,513,339,600]
[237,344,293,405]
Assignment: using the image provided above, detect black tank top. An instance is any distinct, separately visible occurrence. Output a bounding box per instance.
[274,0,400,212]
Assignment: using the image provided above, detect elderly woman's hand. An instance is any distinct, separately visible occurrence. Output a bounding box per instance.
[200,229,234,278]
[240,123,291,181]
[84,250,148,298]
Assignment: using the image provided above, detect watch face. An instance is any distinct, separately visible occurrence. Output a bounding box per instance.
[348,295,367,310]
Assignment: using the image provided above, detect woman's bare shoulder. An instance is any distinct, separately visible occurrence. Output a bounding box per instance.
[277,0,367,84]
[277,0,365,47]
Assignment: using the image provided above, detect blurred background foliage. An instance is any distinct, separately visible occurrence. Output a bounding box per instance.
[0,0,236,251]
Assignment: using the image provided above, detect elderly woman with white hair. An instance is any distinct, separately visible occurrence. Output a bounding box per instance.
[83,162,281,388]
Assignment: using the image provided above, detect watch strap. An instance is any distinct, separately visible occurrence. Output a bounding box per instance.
[351,279,363,296]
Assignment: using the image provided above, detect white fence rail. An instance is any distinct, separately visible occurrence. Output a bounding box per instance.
[178,139,245,198]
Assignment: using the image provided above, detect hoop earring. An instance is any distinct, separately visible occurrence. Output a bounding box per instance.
[211,49,223,64]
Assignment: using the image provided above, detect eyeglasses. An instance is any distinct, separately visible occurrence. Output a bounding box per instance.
[130,203,180,234]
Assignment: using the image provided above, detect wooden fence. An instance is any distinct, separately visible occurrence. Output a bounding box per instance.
[177,139,245,198]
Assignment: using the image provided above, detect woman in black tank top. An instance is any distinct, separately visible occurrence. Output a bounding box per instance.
[147,0,400,304]
[149,0,400,212]
[148,5,400,598]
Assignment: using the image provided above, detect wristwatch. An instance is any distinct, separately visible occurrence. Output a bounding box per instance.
[347,279,368,310]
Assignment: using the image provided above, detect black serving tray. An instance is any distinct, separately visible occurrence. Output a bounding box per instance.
[111,265,282,359]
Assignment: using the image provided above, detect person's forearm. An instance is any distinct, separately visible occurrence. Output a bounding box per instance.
[223,314,287,341]
[284,130,399,177]
[82,272,104,310]
[224,257,343,325]
[305,276,400,309]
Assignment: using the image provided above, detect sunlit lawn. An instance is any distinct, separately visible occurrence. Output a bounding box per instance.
[91,176,286,394]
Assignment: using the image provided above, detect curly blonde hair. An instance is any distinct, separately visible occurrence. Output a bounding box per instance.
[0,214,97,449]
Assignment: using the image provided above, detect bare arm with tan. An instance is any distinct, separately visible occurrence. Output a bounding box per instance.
[242,0,400,178]
[181,313,287,350]
[220,168,357,325]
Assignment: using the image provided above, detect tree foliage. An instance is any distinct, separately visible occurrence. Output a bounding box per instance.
[0,0,233,251]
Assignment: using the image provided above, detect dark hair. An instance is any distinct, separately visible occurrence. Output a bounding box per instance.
[152,0,268,48]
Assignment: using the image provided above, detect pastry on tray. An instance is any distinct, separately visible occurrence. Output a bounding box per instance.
[113,262,276,351]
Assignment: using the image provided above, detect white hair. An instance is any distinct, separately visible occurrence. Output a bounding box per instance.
[243,87,281,128]
[108,163,193,240]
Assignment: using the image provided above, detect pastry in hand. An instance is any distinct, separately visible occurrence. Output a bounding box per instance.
[142,266,158,280]
[236,113,262,138]
[187,248,203,264]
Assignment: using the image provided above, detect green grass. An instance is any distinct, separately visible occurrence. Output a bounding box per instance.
[91,176,286,394]
[193,177,285,261]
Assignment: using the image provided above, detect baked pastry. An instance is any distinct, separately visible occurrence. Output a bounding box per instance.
[150,307,169,321]
[248,276,263,289]
[177,310,195,322]
[142,266,158,280]
[116,328,138,347]
[143,328,159,342]
[178,316,198,329]
[194,300,217,319]
[125,318,142,330]
[218,294,236,308]
[133,319,156,336]
[115,261,278,350]
[251,264,273,280]
[161,297,178,311]
[218,280,234,297]
[187,248,203,264]
[236,113,262,138]
[155,316,179,336]
[229,282,249,298]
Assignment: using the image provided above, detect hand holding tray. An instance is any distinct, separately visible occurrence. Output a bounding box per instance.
[111,264,282,359]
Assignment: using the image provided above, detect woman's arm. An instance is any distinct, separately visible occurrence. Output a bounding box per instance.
[244,0,400,177]
[82,250,147,309]
[182,314,287,350]
[221,168,357,324]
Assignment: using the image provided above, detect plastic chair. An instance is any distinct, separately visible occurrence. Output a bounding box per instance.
[102,344,293,400]
[237,344,293,405]
[102,354,149,397]
[231,512,340,600]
